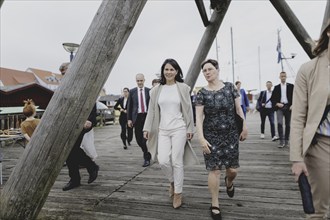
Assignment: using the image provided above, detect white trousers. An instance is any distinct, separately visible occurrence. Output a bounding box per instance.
[158,127,186,194]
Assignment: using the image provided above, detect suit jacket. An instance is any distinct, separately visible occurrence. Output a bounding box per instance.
[290,50,330,161]
[84,104,97,134]
[270,82,294,110]
[114,97,128,111]
[143,83,199,166]
[257,90,272,109]
[114,97,128,120]
[75,103,96,147]
[127,87,150,124]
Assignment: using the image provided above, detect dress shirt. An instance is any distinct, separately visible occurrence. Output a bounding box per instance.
[138,87,147,113]
[280,83,288,104]
[265,90,273,109]
[123,98,127,109]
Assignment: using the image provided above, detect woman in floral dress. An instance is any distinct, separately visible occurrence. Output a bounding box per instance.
[195,59,247,220]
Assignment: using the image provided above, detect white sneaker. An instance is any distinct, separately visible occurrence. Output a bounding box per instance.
[272,136,279,141]
[260,134,265,139]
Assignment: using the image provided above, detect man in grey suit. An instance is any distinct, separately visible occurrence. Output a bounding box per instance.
[127,73,151,167]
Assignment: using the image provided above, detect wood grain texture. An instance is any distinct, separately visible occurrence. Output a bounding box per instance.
[0,1,147,219]
[1,113,319,219]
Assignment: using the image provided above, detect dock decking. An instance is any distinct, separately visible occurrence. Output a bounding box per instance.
[1,113,315,219]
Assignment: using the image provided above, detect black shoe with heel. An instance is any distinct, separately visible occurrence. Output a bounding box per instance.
[210,206,222,220]
[225,176,235,198]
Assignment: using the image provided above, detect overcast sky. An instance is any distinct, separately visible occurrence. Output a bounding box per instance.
[0,0,327,95]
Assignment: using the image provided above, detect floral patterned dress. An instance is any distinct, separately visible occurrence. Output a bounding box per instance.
[196,82,240,170]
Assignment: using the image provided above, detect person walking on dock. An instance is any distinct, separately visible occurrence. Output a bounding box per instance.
[235,81,250,118]
[270,71,294,148]
[60,63,99,191]
[143,58,198,209]
[257,81,278,141]
[196,59,247,220]
[127,73,152,167]
[114,87,133,150]
[291,20,330,220]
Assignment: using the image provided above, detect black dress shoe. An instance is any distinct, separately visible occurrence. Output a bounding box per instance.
[88,165,99,184]
[142,160,150,167]
[62,181,81,191]
[123,145,127,150]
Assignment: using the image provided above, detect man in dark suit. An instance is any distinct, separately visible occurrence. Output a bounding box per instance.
[257,81,278,141]
[127,73,151,167]
[114,87,133,149]
[270,71,294,148]
[60,63,99,191]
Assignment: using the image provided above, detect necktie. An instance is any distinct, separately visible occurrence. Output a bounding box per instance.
[140,88,145,113]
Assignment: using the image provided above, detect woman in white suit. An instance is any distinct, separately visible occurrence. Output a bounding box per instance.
[143,58,199,209]
[290,20,330,219]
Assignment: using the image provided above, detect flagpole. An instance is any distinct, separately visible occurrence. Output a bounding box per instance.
[230,27,235,83]
[258,46,261,91]
[277,29,284,72]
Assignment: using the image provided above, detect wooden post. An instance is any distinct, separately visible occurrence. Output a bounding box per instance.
[269,0,316,59]
[321,0,330,34]
[195,0,210,27]
[0,0,146,219]
[185,0,232,90]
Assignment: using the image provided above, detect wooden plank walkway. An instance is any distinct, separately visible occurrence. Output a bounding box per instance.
[1,113,311,219]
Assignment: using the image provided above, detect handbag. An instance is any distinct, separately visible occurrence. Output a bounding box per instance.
[233,91,243,134]
[80,129,98,160]
[234,101,243,134]
[256,91,271,112]
[298,173,315,214]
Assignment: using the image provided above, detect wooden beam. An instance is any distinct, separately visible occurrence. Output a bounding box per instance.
[269,0,316,59]
[185,0,231,90]
[195,0,210,27]
[0,0,147,219]
[321,0,330,34]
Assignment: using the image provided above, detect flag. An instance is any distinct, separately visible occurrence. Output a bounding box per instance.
[276,30,282,63]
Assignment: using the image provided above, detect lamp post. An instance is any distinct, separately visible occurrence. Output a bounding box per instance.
[62,43,80,62]
[280,53,296,72]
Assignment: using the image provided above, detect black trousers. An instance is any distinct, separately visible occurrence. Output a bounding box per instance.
[259,108,275,137]
[134,113,151,161]
[66,131,98,183]
[119,113,133,146]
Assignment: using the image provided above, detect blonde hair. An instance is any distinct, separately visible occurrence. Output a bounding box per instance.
[23,99,36,117]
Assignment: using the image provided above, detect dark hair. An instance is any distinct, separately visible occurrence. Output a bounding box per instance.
[235,81,241,86]
[266,81,272,84]
[152,78,160,85]
[123,87,129,92]
[159,58,184,85]
[313,24,330,56]
[201,59,219,70]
